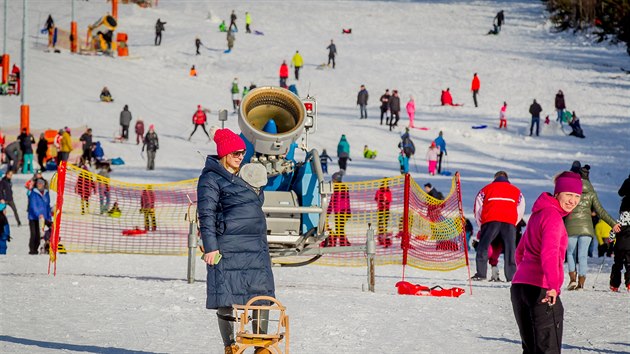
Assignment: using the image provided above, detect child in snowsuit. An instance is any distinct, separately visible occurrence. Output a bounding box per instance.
[319,149,333,174]
[426,142,439,176]
[375,182,392,247]
[609,211,630,292]
[363,145,377,159]
[499,102,508,129]
[398,150,409,174]
[231,79,240,112]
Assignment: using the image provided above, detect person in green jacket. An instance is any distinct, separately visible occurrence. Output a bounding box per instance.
[564,161,621,290]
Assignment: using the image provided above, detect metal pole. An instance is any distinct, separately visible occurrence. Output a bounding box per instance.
[366,223,376,293]
[187,220,197,284]
[71,0,75,21]
[20,0,27,105]
[3,0,7,54]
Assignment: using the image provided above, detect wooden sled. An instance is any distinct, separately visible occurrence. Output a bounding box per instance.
[234,296,290,354]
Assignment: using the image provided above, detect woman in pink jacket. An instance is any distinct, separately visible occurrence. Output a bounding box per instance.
[511,171,582,353]
[406,96,416,128]
[499,101,508,129]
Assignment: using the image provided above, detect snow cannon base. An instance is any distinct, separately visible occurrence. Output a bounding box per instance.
[395,281,465,297]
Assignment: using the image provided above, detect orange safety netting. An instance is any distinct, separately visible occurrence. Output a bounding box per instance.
[49,162,197,272]
[318,173,469,272]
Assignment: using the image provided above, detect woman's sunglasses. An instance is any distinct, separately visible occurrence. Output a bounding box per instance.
[230,150,246,157]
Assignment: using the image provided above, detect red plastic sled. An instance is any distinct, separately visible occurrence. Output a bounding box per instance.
[122,228,147,236]
[395,281,465,297]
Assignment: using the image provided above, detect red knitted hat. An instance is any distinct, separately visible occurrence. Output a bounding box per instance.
[214,128,246,158]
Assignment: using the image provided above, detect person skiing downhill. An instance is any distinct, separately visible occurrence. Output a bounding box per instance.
[189,105,210,140]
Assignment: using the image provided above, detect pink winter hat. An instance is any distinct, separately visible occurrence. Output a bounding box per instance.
[213,128,246,158]
[554,171,582,195]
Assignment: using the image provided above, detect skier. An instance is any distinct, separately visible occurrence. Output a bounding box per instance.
[337,134,351,171]
[375,181,392,247]
[95,161,112,214]
[142,125,159,171]
[529,99,543,136]
[27,178,51,254]
[398,128,415,158]
[379,89,391,125]
[45,15,55,48]
[406,95,415,128]
[190,65,197,77]
[155,18,166,46]
[17,128,35,174]
[398,150,409,174]
[357,85,368,119]
[319,149,333,174]
[389,90,401,131]
[279,60,289,88]
[326,39,337,69]
[499,101,508,129]
[291,50,303,80]
[229,10,237,32]
[426,142,439,176]
[555,90,566,125]
[231,78,240,112]
[245,12,252,33]
[100,86,113,102]
[0,171,21,226]
[472,171,525,282]
[4,141,20,173]
[471,73,480,107]
[434,131,447,174]
[135,119,145,145]
[189,105,210,140]
[120,105,132,140]
[609,211,630,292]
[75,164,95,215]
[511,171,582,353]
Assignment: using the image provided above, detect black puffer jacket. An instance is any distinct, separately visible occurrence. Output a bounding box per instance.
[619,175,630,213]
[197,156,275,309]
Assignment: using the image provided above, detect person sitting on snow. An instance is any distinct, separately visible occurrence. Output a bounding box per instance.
[219,20,227,33]
[440,88,462,106]
[100,86,113,102]
[363,145,377,159]
[91,142,105,162]
[568,111,585,138]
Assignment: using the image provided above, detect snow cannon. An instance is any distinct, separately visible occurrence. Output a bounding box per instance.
[87,15,117,53]
[238,87,329,261]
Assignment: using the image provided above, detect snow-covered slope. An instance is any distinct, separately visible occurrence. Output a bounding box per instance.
[1,0,629,353]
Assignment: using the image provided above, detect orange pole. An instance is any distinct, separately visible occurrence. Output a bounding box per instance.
[70,21,78,53]
[1,54,8,84]
[112,0,118,20]
[20,104,30,135]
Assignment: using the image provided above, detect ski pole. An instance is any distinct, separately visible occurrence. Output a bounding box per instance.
[592,255,607,289]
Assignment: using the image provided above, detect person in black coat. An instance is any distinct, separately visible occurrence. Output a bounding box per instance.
[195,37,202,55]
[17,129,36,174]
[197,128,274,353]
[79,128,93,164]
[379,89,391,125]
[36,133,48,171]
[554,90,566,124]
[155,19,166,46]
[619,174,630,214]
[389,90,401,131]
[357,85,369,119]
[0,171,21,226]
[142,125,159,170]
[326,39,337,68]
[528,99,543,136]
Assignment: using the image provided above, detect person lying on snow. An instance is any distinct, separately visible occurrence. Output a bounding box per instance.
[363,145,377,159]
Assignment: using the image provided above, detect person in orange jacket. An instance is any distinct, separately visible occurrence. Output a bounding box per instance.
[190,65,197,77]
[279,60,289,88]
[471,73,480,107]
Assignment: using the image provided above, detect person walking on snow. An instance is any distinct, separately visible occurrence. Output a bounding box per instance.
[511,171,582,354]
[337,135,351,171]
[231,78,240,112]
[17,128,35,174]
[357,85,369,119]
[398,150,409,174]
[472,171,525,282]
[27,178,51,254]
[0,171,21,226]
[120,105,132,140]
[471,73,480,107]
[529,99,543,136]
[389,90,401,131]
[494,10,505,33]
[326,40,337,69]
[155,19,166,46]
[279,60,289,88]
[142,125,159,171]
[189,105,210,140]
[406,96,416,128]
[291,50,303,80]
[245,12,252,33]
[229,10,237,32]
[319,149,333,174]
[195,38,202,55]
[398,128,415,158]
[426,142,439,176]
[499,101,508,129]
[434,131,447,174]
[135,119,145,145]
[36,134,48,172]
[379,89,391,125]
[555,90,566,125]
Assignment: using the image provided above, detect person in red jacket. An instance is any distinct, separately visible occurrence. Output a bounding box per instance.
[375,181,393,247]
[472,170,525,281]
[511,171,582,353]
[188,105,210,141]
[440,88,462,106]
[279,60,289,88]
[135,119,145,145]
[471,73,480,107]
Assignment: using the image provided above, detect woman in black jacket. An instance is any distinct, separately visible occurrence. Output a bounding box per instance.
[36,134,48,171]
[197,128,275,354]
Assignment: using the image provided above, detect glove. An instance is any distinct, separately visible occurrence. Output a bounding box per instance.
[7,236,11,242]
[472,239,478,250]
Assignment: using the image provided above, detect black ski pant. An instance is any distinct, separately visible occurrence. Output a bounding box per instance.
[338,157,348,171]
[155,32,162,46]
[189,124,210,139]
[37,153,46,171]
[475,221,516,280]
[389,111,399,130]
[328,54,335,68]
[473,90,479,107]
[380,107,389,125]
[437,151,444,174]
[246,24,251,33]
[294,66,301,80]
[29,219,41,254]
[511,283,563,354]
[196,45,200,55]
[610,249,630,288]
[7,200,21,226]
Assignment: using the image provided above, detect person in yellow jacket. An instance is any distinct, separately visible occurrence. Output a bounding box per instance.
[291,50,303,80]
[58,128,73,162]
[245,12,252,33]
[595,218,613,257]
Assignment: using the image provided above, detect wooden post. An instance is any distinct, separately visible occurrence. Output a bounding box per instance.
[366,223,375,292]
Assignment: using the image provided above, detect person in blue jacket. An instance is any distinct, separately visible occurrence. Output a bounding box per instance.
[0,202,11,255]
[28,178,51,254]
[434,131,447,174]
[197,128,275,354]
